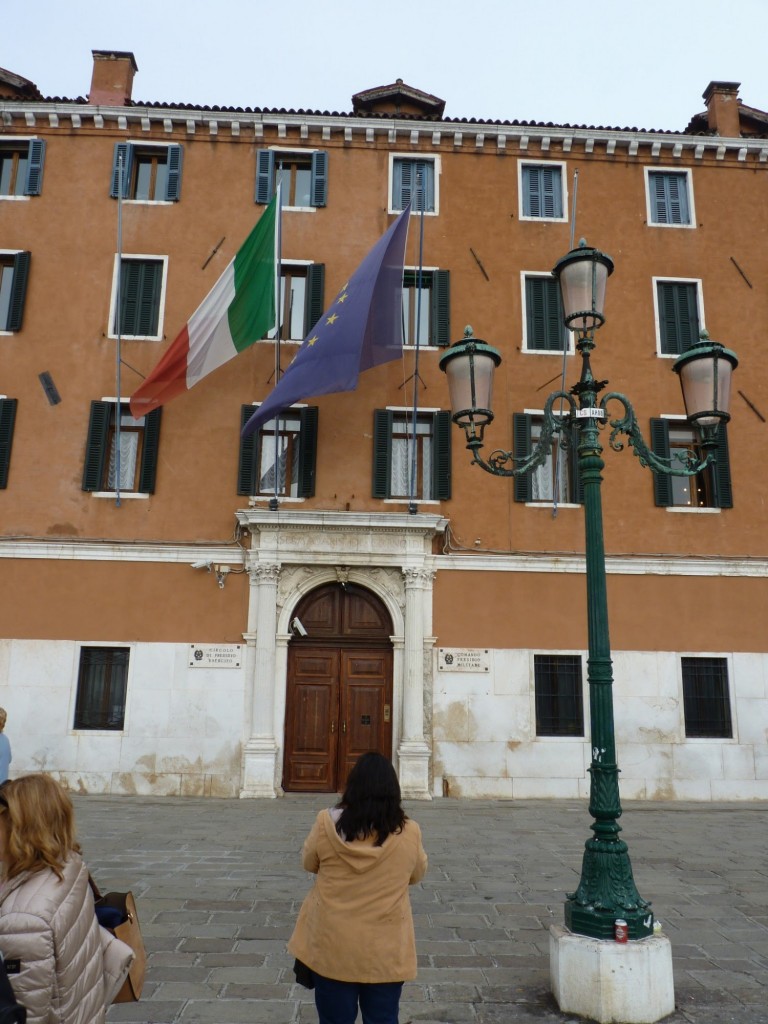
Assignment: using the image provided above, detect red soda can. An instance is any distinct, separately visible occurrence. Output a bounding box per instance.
[614,919,628,942]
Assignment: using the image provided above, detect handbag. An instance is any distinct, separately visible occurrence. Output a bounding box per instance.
[0,953,25,1023]
[292,958,315,989]
[89,877,146,1002]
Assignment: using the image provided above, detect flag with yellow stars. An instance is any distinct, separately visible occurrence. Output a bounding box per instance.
[241,203,411,439]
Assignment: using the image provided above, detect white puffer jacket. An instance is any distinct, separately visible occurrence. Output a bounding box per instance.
[0,852,110,1024]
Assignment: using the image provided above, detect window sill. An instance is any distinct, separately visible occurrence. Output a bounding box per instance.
[388,208,439,217]
[281,205,317,213]
[107,335,163,342]
[525,501,581,509]
[122,199,174,206]
[0,195,30,202]
[534,733,586,740]
[666,506,721,514]
[90,491,149,500]
[383,498,441,505]
[521,347,574,356]
[519,214,568,224]
[647,221,696,229]
[247,496,306,505]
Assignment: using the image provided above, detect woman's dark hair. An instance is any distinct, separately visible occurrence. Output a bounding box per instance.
[335,752,406,846]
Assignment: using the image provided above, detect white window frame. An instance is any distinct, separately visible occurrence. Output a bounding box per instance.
[522,407,580,509]
[518,160,568,223]
[89,396,151,500]
[245,401,310,505]
[119,140,179,206]
[0,135,40,202]
[402,264,440,350]
[387,154,441,216]
[643,167,696,229]
[108,254,169,342]
[652,276,705,359]
[520,271,574,354]
[266,146,322,213]
[382,404,442,506]
[659,414,721,515]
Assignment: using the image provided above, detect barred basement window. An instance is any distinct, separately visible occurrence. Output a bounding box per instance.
[681,657,732,738]
[74,647,129,730]
[534,654,584,736]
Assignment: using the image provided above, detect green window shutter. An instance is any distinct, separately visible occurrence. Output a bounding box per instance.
[165,145,183,201]
[138,407,162,493]
[310,151,328,207]
[6,251,31,332]
[255,149,275,204]
[82,401,112,491]
[513,413,532,502]
[651,172,690,225]
[526,276,563,351]
[713,423,733,509]
[650,418,673,506]
[119,260,162,336]
[414,161,434,212]
[305,263,325,334]
[110,143,133,198]
[24,139,46,195]
[0,398,18,489]
[237,405,261,495]
[657,282,699,355]
[523,166,562,218]
[297,406,319,498]
[393,159,408,210]
[431,270,451,346]
[372,409,393,498]
[433,410,452,500]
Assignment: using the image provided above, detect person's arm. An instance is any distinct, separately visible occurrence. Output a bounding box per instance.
[408,822,428,884]
[301,812,324,873]
[0,909,56,1022]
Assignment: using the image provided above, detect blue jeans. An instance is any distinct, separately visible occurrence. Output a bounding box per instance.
[312,972,404,1024]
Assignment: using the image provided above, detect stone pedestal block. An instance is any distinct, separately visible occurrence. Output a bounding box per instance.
[550,924,674,1024]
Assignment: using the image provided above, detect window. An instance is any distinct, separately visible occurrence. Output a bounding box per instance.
[523,274,567,352]
[372,409,451,501]
[655,280,702,356]
[681,657,732,738]
[255,149,327,207]
[390,158,436,213]
[267,264,325,342]
[645,169,693,226]
[74,647,129,730]
[110,256,167,339]
[110,143,183,201]
[534,655,584,736]
[402,269,450,347]
[513,412,581,504]
[82,401,162,494]
[520,162,566,220]
[0,251,31,332]
[0,397,18,488]
[0,139,45,196]
[238,405,318,497]
[650,419,732,509]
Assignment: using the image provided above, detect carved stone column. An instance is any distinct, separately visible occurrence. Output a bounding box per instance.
[397,567,433,799]
[240,562,281,798]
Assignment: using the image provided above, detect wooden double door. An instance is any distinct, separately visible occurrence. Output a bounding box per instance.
[283,583,393,793]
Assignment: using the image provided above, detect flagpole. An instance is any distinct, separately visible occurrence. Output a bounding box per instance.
[115,151,124,509]
[407,191,426,515]
[270,181,283,512]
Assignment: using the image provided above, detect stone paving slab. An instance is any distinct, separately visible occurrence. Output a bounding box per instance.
[68,794,768,1023]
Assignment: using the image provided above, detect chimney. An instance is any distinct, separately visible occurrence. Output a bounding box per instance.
[702,81,742,138]
[89,50,138,106]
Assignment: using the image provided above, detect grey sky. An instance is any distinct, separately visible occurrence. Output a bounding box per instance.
[4,1,768,132]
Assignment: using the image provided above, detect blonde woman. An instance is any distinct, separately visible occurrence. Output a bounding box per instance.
[0,708,11,783]
[0,774,132,1023]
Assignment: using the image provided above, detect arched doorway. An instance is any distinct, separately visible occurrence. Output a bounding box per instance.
[283,582,393,792]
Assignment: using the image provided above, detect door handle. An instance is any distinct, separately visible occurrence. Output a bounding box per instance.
[342,720,347,734]
[330,721,335,734]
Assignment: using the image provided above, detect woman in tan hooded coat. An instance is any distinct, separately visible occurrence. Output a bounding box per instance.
[289,752,427,1024]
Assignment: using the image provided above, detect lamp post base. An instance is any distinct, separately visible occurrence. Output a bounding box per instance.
[550,924,674,1024]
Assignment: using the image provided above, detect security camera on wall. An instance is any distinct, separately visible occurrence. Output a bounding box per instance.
[191,560,212,570]
[291,617,308,637]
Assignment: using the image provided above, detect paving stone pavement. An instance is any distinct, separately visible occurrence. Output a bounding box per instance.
[70,795,768,1024]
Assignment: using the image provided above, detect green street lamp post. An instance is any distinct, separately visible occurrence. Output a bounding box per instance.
[440,240,738,941]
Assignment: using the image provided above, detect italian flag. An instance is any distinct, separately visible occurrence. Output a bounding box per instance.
[129,195,278,418]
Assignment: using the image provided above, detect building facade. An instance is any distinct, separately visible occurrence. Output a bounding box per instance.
[1,55,767,800]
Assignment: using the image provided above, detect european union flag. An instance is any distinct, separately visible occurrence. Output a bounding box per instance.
[241,204,411,439]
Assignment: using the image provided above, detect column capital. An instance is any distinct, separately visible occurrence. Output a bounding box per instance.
[248,562,281,585]
[401,566,436,588]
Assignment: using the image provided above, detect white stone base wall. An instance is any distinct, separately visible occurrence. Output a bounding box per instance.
[0,639,245,797]
[432,648,768,801]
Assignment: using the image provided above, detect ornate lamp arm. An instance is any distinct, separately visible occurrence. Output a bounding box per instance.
[600,392,714,477]
[468,391,578,476]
